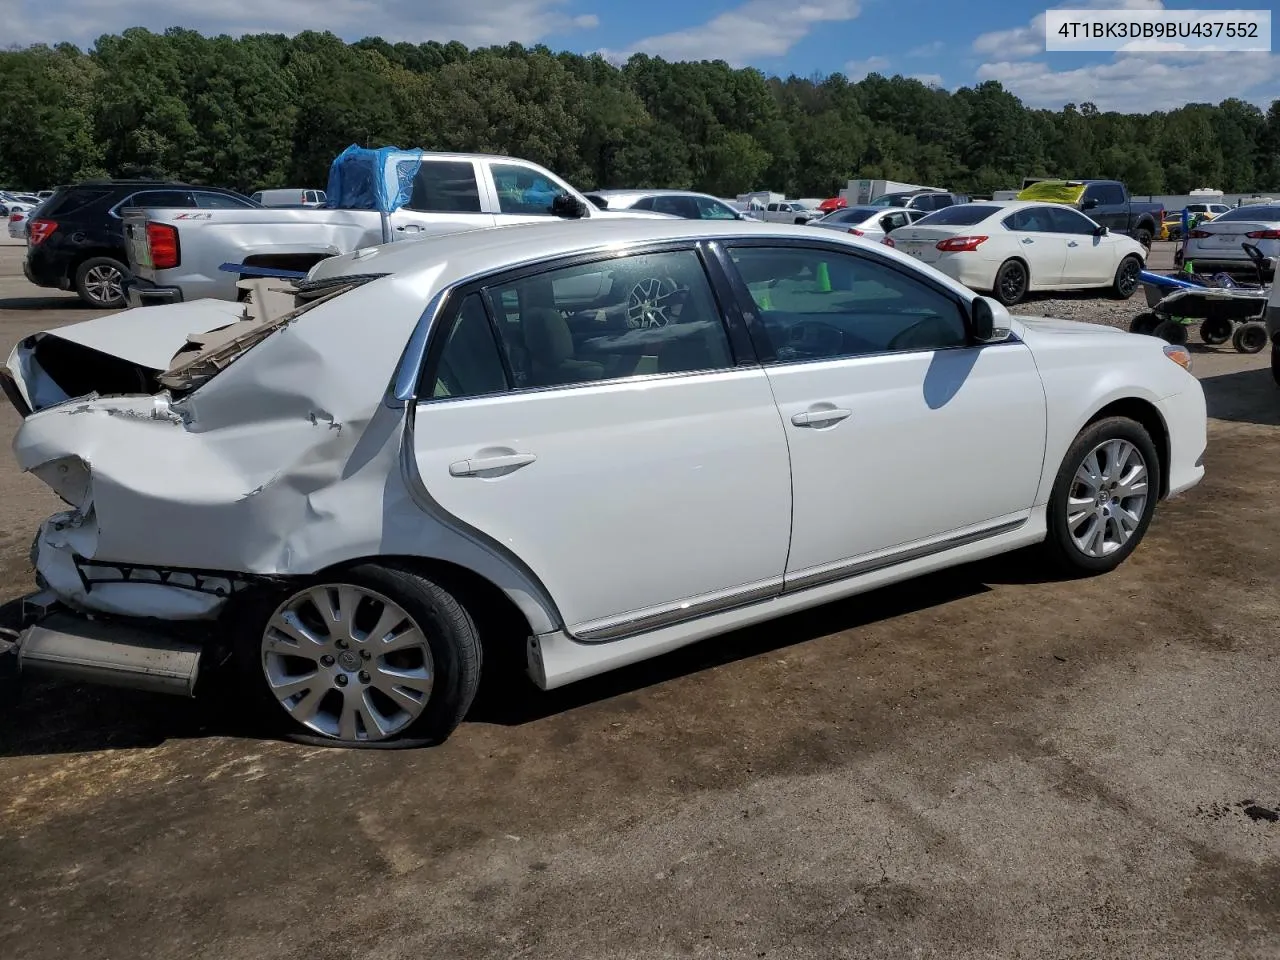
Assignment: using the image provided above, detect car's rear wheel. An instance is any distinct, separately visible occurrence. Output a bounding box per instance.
[994,259,1028,306]
[73,256,127,309]
[1111,255,1142,299]
[1043,417,1161,575]
[1231,321,1268,354]
[237,564,482,748]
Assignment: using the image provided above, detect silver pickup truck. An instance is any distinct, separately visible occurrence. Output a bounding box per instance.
[123,151,665,306]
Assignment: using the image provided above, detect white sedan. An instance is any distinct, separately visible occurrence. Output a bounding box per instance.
[885,200,1147,305]
[1182,202,1280,279]
[808,205,927,242]
[1,218,1205,747]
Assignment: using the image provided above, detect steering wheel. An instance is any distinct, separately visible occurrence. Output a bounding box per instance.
[775,320,845,360]
[626,276,687,329]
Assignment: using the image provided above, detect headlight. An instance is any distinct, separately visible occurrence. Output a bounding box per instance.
[1163,344,1192,372]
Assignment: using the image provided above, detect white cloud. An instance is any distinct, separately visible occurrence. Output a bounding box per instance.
[845,55,888,81]
[976,52,1279,111]
[2,0,600,48]
[972,0,1165,60]
[600,0,860,67]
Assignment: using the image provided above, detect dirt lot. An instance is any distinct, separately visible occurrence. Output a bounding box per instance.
[0,241,1277,960]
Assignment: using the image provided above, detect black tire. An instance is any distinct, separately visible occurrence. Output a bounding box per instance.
[1111,255,1142,299]
[1199,316,1233,345]
[232,563,483,749]
[1152,319,1189,345]
[1231,321,1267,354]
[1272,343,1280,387]
[994,259,1028,306]
[1135,228,1153,250]
[73,256,128,309]
[1043,416,1161,576]
[1128,312,1160,336]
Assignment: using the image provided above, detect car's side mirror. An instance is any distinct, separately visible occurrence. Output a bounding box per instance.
[971,296,1013,343]
[551,193,588,219]
[1094,225,1108,236]
[1081,197,1099,211]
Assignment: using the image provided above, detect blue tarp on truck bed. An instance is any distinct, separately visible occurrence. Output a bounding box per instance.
[322,145,423,214]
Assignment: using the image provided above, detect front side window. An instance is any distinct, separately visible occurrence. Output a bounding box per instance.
[491,163,568,216]
[483,249,734,389]
[1044,207,1098,235]
[407,160,482,213]
[651,195,699,219]
[726,245,968,362]
[430,294,509,400]
[697,196,740,220]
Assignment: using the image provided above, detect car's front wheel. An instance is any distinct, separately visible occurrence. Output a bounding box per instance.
[1111,255,1142,299]
[1043,417,1161,575]
[237,564,482,748]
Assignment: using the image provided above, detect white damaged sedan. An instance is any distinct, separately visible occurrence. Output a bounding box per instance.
[1,219,1207,747]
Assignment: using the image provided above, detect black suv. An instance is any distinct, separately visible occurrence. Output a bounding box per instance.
[24,180,259,308]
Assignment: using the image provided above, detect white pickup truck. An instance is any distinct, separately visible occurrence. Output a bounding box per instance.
[123,151,666,305]
[758,201,823,225]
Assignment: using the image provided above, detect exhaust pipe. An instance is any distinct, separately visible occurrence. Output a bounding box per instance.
[18,612,201,697]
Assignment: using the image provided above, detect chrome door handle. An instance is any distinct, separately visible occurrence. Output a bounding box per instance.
[1067,241,1079,247]
[792,408,852,428]
[1021,238,1034,244]
[449,453,537,477]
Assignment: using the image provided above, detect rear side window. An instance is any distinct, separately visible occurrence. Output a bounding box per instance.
[407,161,482,214]
[430,295,509,400]
[127,190,196,208]
[914,204,1000,226]
[1085,183,1125,206]
[40,186,114,217]
[651,195,699,218]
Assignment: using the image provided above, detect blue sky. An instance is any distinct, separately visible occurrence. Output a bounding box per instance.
[5,0,1277,112]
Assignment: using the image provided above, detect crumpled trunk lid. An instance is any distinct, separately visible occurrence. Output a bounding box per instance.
[1,298,247,416]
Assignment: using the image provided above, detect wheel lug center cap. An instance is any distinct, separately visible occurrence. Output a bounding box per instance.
[337,650,361,671]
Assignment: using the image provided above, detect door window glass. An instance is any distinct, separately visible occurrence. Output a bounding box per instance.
[651,195,699,218]
[1002,207,1056,232]
[726,245,968,361]
[1045,207,1098,235]
[127,190,196,208]
[430,294,509,400]
[484,250,734,389]
[697,196,740,220]
[407,161,482,213]
[195,192,256,209]
[491,163,569,216]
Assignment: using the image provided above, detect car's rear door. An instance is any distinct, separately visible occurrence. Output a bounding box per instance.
[715,239,1046,588]
[1002,207,1068,286]
[388,158,496,238]
[408,244,793,639]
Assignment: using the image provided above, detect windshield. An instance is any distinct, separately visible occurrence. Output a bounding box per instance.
[913,204,1002,226]
[1211,204,1280,222]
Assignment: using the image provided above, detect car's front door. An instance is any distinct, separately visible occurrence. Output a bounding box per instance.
[717,241,1047,587]
[1046,206,1119,284]
[409,246,794,638]
[388,158,496,239]
[1002,206,1069,286]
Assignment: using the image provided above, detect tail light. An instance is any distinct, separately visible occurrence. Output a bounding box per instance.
[1188,229,1211,239]
[847,228,864,236]
[936,235,987,252]
[881,236,895,247]
[146,222,180,269]
[28,219,57,245]
[8,214,20,223]
[1245,229,1280,239]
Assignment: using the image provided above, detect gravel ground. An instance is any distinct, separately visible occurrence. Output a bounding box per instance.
[1008,242,1177,331]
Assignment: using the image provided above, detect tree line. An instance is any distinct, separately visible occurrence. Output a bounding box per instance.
[2,28,1278,199]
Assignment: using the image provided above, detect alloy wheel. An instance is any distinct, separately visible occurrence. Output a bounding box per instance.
[999,263,1026,303]
[1066,438,1149,558]
[84,263,124,306]
[261,584,434,743]
[1117,259,1140,297]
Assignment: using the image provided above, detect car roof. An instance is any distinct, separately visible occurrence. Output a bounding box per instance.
[311,218,946,290]
[591,189,721,200]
